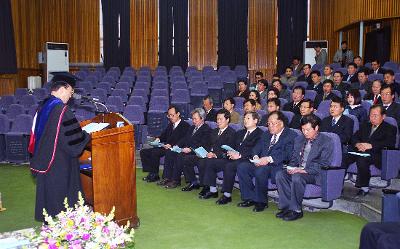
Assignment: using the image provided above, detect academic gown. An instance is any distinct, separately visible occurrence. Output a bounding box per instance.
[30,99,91,221]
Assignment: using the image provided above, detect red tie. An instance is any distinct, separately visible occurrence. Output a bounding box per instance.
[373,96,378,105]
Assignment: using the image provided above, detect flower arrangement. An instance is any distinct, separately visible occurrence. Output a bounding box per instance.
[31,192,134,249]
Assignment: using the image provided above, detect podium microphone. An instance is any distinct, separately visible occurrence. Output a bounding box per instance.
[73,93,109,113]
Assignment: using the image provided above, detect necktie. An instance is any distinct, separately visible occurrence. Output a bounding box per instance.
[218,130,223,136]
[240,131,250,145]
[373,95,377,104]
[331,118,336,126]
[370,125,378,137]
[192,126,199,135]
[268,135,277,150]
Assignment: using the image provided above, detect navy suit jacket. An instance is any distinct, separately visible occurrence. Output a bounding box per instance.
[177,123,212,149]
[320,115,354,144]
[314,92,335,109]
[385,102,400,128]
[233,128,263,159]
[306,82,323,95]
[283,101,301,115]
[252,127,297,168]
[206,127,236,158]
[289,133,333,176]
[344,74,358,83]
[205,108,217,122]
[159,120,191,146]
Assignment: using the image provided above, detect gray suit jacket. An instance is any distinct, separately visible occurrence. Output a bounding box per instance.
[289,133,333,178]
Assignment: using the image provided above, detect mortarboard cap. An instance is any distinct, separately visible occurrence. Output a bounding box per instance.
[50,72,80,88]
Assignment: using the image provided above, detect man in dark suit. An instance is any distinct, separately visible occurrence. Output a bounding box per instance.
[283,86,305,115]
[351,69,372,94]
[162,108,211,189]
[383,69,400,96]
[306,70,323,94]
[363,79,382,105]
[140,105,190,182]
[320,96,354,146]
[289,99,314,130]
[276,114,334,221]
[203,95,216,122]
[201,112,263,205]
[314,79,336,108]
[342,105,397,196]
[181,109,236,195]
[333,71,350,99]
[290,56,304,75]
[371,59,386,75]
[237,111,297,212]
[381,84,400,128]
[297,64,313,85]
[344,62,359,83]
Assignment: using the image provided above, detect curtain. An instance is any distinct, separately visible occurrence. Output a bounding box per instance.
[0,0,17,74]
[277,0,307,74]
[217,0,248,69]
[101,0,130,70]
[158,0,188,70]
[364,26,391,64]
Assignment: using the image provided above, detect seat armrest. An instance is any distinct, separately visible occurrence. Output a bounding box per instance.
[321,166,346,202]
[381,150,400,180]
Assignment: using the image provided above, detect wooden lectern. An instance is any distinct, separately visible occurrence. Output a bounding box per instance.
[79,113,139,228]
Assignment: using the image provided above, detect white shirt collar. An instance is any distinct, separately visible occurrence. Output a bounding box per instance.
[333,115,342,123]
[272,128,284,142]
[246,127,257,134]
[173,119,181,129]
[219,126,228,134]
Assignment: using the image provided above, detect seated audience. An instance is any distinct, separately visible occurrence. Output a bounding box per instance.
[249,90,262,110]
[291,56,304,75]
[250,71,264,90]
[321,65,333,82]
[314,79,336,109]
[267,87,280,100]
[371,59,386,74]
[280,67,297,89]
[320,96,354,146]
[314,44,327,65]
[345,89,368,123]
[235,78,250,99]
[383,69,400,96]
[202,112,263,204]
[351,69,372,93]
[363,80,382,105]
[381,84,400,128]
[275,114,333,221]
[223,97,240,124]
[342,105,396,196]
[353,56,369,72]
[243,99,257,113]
[333,71,350,98]
[237,111,296,212]
[297,64,313,84]
[272,79,291,102]
[290,99,315,130]
[283,86,305,115]
[345,62,359,83]
[140,105,190,182]
[163,108,211,189]
[203,95,217,122]
[306,70,323,94]
[333,41,354,67]
[198,109,236,198]
[260,98,282,125]
[257,79,269,99]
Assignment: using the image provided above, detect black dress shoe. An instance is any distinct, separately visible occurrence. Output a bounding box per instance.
[252,202,267,212]
[142,174,151,181]
[283,211,303,221]
[198,186,210,197]
[165,180,181,189]
[146,174,160,182]
[216,195,232,205]
[237,200,256,208]
[199,191,218,199]
[182,183,201,192]
[275,209,290,218]
[355,189,369,197]
[157,178,170,186]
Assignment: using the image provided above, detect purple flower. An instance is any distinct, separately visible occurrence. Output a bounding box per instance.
[82,233,90,241]
[66,233,73,241]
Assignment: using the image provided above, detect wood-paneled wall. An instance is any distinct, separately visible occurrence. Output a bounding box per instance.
[189,0,218,69]
[130,0,158,69]
[310,0,400,64]
[248,0,277,81]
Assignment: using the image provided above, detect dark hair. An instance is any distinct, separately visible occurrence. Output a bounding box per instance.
[268,111,288,126]
[347,62,358,69]
[273,73,280,78]
[358,69,369,76]
[341,41,347,45]
[249,90,261,104]
[372,59,381,65]
[237,78,248,85]
[303,64,311,70]
[244,98,256,107]
[381,84,394,96]
[285,66,293,71]
[311,70,321,77]
[324,65,333,70]
[347,89,362,105]
[50,83,69,92]
[330,96,344,108]
[300,114,321,129]
[370,104,386,115]
[224,97,235,106]
[293,56,301,61]
[300,99,314,109]
[168,105,181,115]
[255,71,264,77]
[203,95,214,105]
[245,111,260,122]
[322,79,334,88]
[258,79,269,87]
[372,79,383,87]
[267,97,281,107]
[354,55,362,60]
[384,69,395,76]
[293,86,305,95]
[216,108,231,121]
[268,87,280,98]
[334,71,343,77]
[272,79,284,87]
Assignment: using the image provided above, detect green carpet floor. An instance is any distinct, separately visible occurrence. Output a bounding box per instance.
[0,165,367,249]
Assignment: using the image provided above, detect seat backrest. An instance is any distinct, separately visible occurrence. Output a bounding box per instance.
[282,111,295,124]
[345,114,359,134]
[317,100,332,117]
[11,114,33,133]
[97,82,112,94]
[233,97,245,110]
[20,95,38,108]
[384,117,399,148]
[0,114,10,133]
[205,121,218,129]
[332,90,342,98]
[0,95,17,108]
[106,96,124,112]
[320,132,342,167]
[229,123,242,131]
[6,104,25,119]
[305,90,317,101]
[294,81,308,90]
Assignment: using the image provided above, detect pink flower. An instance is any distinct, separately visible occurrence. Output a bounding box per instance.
[66,233,73,241]
[82,234,90,241]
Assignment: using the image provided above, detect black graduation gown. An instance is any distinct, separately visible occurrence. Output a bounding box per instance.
[30,104,90,221]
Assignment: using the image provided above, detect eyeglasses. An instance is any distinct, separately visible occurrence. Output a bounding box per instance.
[267,121,281,127]
[167,113,176,118]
